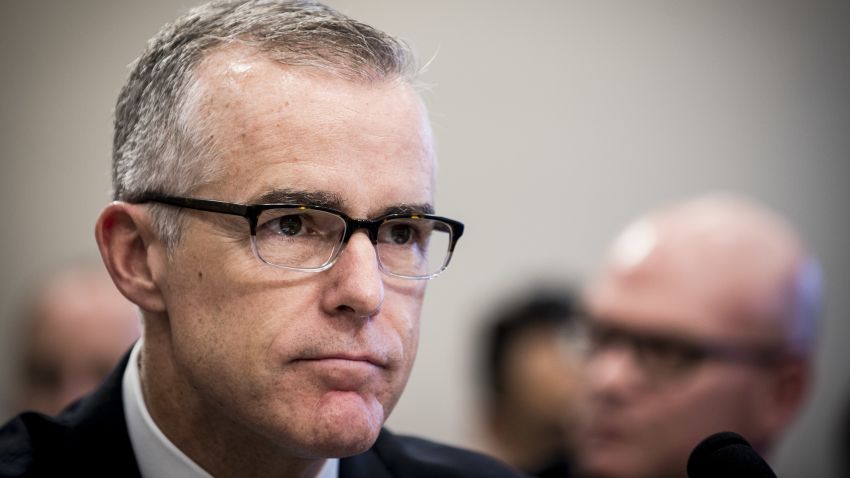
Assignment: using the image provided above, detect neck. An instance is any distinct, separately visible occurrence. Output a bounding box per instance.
[139,326,327,478]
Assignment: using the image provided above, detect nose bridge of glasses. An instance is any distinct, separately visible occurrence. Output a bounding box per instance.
[589,340,648,391]
[334,220,384,272]
[343,218,383,245]
[591,328,654,371]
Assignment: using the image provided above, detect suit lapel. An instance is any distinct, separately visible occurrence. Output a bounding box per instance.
[339,429,402,478]
[60,349,142,477]
[339,449,394,478]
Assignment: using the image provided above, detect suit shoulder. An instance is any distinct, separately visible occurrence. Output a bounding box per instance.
[371,429,525,478]
[0,412,68,477]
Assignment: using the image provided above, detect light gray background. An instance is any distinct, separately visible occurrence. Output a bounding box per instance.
[1,1,848,476]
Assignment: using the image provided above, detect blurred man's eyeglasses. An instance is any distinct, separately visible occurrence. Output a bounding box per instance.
[133,194,464,280]
[582,320,786,379]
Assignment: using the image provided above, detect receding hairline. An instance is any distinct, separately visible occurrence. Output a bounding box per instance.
[187,40,420,100]
[589,193,821,355]
[183,42,432,173]
[113,0,422,199]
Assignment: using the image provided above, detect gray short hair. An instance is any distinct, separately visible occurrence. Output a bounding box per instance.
[113,0,417,250]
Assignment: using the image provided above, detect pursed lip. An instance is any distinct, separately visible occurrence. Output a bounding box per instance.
[294,353,388,368]
[292,353,389,392]
[584,416,631,444]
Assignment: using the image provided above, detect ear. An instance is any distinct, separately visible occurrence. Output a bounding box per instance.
[758,358,811,444]
[95,202,167,313]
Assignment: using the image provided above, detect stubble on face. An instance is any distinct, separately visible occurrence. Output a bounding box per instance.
[142,45,434,473]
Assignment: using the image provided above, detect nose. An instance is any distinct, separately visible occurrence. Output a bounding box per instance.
[586,344,646,403]
[321,231,385,319]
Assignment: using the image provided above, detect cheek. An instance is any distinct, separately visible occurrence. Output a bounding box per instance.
[398,291,423,360]
[164,239,424,372]
[695,369,766,431]
[163,255,318,381]
[650,370,758,446]
[372,290,422,403]
[385,278,424,341]
[389,298,421,356]
[399,318,420,382]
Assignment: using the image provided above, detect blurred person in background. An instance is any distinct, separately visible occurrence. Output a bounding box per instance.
[12,261,140,417]
[477,287,585,478]
[576,193,822,478]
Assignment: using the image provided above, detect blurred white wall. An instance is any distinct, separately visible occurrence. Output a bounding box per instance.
[1,1,848,476]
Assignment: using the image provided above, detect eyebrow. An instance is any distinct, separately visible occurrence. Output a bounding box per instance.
[251,189,434,217]
[251,189,345,210]
[380,203,435,216]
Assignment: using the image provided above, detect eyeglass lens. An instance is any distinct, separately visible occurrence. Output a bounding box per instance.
[253,208,452,277]
[587,326,707,377]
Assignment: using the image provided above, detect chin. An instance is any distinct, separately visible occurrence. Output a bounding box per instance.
[300,392,386,458]
[578,450,638,478]
[311,429,380,458]
[301,421,381,459]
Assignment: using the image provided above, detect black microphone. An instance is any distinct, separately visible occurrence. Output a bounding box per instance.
[686,431,778,478]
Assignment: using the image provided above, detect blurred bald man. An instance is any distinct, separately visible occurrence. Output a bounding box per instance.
[14,263,140,416]
[576,193,822,478]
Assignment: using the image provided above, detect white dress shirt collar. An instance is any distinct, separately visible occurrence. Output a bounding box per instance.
[122,339,339,478]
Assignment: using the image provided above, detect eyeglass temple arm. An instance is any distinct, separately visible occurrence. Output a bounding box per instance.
[133,194,251,218]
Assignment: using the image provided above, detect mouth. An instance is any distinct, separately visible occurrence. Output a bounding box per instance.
[586,424,621,441]
[583,417,631,445]
[295,353,387,368]
[291,352,389,392]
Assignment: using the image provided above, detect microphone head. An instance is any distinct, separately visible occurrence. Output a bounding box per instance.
[687,431,777,478]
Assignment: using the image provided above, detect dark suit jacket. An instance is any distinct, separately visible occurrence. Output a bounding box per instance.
[1,353,522,477]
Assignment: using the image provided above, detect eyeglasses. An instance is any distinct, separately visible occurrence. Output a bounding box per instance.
[134,194,464,280]
[583,320,785,379]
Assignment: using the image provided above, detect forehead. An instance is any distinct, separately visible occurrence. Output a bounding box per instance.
[585,258,780,346]
[189,46,435,215]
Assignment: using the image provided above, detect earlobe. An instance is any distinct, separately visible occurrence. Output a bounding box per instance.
[95,202,167,313]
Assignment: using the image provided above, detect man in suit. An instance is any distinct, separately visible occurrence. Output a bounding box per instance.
[575,193,822,478]
[0,1,520,477]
